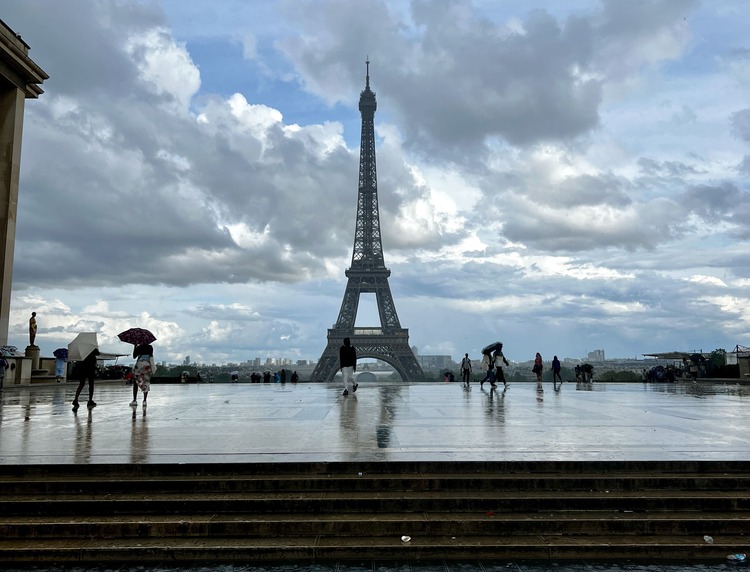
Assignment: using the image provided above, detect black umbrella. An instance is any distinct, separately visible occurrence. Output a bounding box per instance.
[481,341,503,355]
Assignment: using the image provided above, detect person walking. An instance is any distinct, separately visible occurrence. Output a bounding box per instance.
[72,348,100,410]
[493,343,510,388]
[460,353,472,385]
[55,355,66,383]
[479,350,496,388]
[339,337,357,396]
[552,355,562,383]
[131,344,156,407]
[533,352,543,393]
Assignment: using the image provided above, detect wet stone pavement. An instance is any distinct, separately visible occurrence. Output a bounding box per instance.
[0,379,749,464]
[1,380,748,571]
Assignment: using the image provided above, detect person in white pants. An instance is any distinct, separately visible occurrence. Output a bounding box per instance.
[339,337,358,396]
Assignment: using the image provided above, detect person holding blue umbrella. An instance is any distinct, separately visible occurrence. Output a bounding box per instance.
[53,348,68,382]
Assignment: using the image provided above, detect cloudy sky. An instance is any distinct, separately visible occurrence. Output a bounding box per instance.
[3,0,749,367]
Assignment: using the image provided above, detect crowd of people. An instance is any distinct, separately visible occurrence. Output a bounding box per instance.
[13,314,611,408]
[248,370,299,384]
[455,344,593,394]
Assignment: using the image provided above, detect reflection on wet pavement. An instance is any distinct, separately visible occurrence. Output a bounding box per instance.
[2,380,748,571]
[1,380,749,465]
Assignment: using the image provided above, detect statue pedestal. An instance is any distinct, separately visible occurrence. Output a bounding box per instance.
[25,345,40,370]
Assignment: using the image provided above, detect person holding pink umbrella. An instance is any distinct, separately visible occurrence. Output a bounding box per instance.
[130,343,157,407]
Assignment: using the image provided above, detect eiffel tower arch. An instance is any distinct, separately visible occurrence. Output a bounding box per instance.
[312,61,424,383]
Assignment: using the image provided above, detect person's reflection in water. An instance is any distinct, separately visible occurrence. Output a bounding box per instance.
[483,384,506,426]
[130,403,149,464]
[376,385,403,449]
[51,385,66,409]
[339,390,359,451]
[73,408,93,464]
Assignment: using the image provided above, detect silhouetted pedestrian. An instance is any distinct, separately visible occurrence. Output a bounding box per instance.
[460,353,472,384]
[552,355,562,383]
[73,348,100,410]
[340,337,357,396]
[533,352,543,393]
[479,350,495,388]
[493,343,510,388]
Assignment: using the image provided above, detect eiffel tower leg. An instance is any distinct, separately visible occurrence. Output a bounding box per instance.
[310,340,341,382]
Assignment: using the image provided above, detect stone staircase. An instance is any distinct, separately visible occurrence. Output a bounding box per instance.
[0,461,748,565]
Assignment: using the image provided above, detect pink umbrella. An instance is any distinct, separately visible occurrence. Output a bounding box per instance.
[118,328,156,346]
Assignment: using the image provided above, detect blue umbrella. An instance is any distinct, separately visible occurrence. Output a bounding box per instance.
[53,348,68,360]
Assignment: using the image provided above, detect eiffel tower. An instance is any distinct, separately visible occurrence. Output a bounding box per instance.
[311,61,424,383]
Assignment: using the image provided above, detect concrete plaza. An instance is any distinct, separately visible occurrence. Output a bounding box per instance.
[1,379,748,465]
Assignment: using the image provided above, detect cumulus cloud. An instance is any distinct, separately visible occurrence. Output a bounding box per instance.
[4,0,750,364]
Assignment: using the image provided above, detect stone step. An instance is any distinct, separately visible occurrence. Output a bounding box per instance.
[0,511,747,538]
[2,474,749,494]
[2,459,748,478]
[0,534,746,564]
[2,461,747,564]
[1,490,748,516]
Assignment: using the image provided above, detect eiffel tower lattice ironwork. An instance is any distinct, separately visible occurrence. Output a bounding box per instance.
[312,62,424,383]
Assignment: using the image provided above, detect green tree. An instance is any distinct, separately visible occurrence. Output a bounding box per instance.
[708,348,726,369]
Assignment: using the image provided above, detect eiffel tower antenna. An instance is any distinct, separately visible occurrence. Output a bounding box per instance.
[312,60,424,382]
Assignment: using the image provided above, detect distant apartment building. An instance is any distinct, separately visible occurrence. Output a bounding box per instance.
[418,355,454,371]
[587,349,605,362]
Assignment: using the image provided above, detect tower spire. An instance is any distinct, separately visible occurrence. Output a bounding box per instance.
[365,57,370,89]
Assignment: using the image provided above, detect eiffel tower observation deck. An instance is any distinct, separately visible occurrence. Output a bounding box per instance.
[312,62,424,383]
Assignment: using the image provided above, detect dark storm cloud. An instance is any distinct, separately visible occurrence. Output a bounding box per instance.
[6,0,362,290]
[280,0,697,151]
[3,0,161,97]
[681,183,750,239]
[553,173,632,208]
[276,0,710,256]
[280,0,602,148]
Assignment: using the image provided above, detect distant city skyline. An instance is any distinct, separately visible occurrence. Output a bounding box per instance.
[3,1,749,366]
